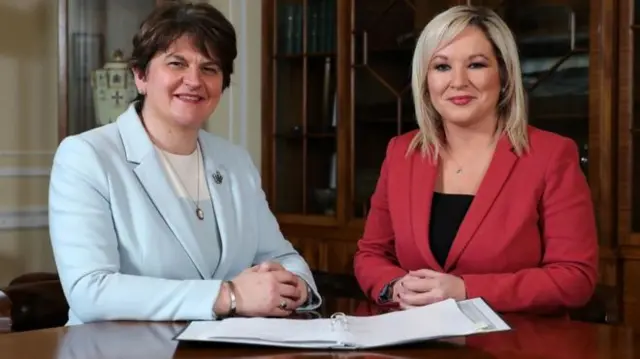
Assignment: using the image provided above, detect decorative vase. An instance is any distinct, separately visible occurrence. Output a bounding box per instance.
[90,49,138,126]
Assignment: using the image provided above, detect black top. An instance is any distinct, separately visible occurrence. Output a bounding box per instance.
[428,192,474,268]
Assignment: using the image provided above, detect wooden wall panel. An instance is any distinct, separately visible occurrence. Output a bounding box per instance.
[322,240,358,274]
[618,0,633,248]
[287,236,324,271]
[622,259,640,325]
[286,232,359,274]
[599,251,619,286]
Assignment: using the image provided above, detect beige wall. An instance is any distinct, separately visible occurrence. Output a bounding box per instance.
[0,0,262,286]
[0,0,59,286]
[205,0,263,169]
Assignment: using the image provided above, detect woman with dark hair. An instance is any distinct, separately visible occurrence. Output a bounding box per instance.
[48,2,320,325]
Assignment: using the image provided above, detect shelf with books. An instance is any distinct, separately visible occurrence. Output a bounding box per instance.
[276,0,336,57]
[266,0,339,218]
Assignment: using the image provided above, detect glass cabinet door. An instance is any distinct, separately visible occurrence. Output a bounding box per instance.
[631,0,640,237]
[471,0,590,171]
[350,0,453,218]
[270,0,338,217]
[62,0,160,137]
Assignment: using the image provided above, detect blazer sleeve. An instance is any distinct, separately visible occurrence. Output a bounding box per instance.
[461,139,599,313]
[243,152,322,310]
[353,138,408,303]
[49,137,223,323]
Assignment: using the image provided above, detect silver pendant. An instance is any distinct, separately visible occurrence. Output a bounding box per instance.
[196,208,204,220]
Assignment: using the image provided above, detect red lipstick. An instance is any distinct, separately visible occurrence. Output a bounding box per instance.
[449,96,473,105]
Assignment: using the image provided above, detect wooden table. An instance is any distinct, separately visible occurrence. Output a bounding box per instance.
[0,296,637,359]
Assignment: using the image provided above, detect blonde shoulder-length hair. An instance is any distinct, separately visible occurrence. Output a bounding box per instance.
[409,5,529,159]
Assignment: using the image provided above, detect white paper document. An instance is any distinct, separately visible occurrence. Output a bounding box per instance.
[175,298,511,349]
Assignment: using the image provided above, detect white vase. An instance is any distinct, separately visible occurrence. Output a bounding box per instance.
[90,49,138,126]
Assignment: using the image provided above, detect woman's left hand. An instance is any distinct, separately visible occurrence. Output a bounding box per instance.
[396,269,466,309]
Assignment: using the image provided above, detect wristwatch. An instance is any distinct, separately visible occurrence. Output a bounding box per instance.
[378,278,400,303]
[379,282,394,303]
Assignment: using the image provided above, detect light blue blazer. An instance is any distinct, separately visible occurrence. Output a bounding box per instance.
[48,105,321,325]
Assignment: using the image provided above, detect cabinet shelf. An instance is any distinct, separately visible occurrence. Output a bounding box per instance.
[274,52,336,59]
[274,132,337,140]
[275,214,339,227]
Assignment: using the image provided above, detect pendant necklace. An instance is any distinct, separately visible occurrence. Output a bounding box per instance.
[446,132,499,175]
[193,145,204,220]
[444,150,464,175]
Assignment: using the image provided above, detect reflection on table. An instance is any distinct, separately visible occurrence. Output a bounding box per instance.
[0,295,636,359]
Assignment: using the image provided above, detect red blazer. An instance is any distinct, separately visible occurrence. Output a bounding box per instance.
[353,127,598,314]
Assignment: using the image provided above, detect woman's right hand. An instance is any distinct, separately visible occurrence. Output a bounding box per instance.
[392,269,465,309]
[391,276,407,302]
[228,267,301,317]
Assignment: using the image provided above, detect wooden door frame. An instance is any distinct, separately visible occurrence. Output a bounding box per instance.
[590,0,620,322]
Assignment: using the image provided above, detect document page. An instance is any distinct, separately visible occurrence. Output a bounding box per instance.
[177,317,343,348]
[176,298,510,349]
[344,298,510,348]
[457,298,510,332]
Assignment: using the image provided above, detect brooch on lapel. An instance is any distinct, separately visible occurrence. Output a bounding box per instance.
[213,170,224,184]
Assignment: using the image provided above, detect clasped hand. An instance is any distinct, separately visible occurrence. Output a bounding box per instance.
[393,269,466,309]
[229,262,308,317]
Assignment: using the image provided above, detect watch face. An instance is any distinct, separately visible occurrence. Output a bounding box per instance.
[379,284,392,301]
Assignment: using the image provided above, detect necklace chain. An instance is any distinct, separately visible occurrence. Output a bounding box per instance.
[445,133,499,175]
[159,143,204,220]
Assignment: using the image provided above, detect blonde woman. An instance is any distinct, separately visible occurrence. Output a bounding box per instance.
[353,5,598,314]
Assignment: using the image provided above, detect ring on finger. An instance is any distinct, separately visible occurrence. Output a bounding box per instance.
[278,299,287,310]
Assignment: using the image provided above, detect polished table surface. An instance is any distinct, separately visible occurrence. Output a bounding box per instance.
[0,297,637,359]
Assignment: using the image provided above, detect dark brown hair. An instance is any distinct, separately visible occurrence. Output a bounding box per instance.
[129,1,237,110]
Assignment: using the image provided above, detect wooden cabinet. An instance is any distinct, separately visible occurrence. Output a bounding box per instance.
[618,0,640,328]
[256,0,627,325]
[262,0,456,272]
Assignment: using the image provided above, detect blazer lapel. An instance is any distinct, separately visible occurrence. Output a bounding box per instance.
[116,106,210,279]
[444,136,518,271]
[410,152,443,271]
[198,135,238,277]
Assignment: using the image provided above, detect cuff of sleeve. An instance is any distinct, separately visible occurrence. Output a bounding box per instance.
[182,280,224,320]
[297,277,322,311]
